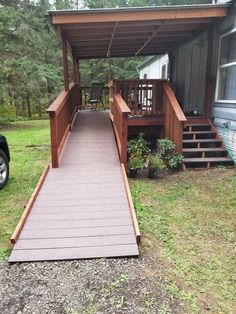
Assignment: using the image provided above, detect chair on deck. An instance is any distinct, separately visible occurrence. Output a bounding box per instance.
[87,83,105,110]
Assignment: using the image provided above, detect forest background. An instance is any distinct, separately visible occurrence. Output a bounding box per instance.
[0,0,212,120]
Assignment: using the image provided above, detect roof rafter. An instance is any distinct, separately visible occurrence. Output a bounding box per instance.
[135,23,164,56]
[107,22,118,58]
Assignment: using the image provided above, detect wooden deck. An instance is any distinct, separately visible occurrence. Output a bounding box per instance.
[9,111,139,262]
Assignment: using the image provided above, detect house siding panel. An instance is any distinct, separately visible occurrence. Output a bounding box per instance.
[212,14,236,159]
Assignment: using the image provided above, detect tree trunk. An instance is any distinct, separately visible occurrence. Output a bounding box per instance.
[26,94,32,118]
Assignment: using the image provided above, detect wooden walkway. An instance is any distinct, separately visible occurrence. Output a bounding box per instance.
[9,111,139,262]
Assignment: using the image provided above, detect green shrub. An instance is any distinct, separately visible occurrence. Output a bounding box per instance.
[148,155,166,172]
[127,152,144,170]
[157,138,175,159]
[168,153,184,169]
[127,133,151,158]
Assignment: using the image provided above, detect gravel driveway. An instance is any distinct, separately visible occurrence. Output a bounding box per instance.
[0,252,183,314]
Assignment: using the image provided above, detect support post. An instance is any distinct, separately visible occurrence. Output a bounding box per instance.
[72,55,79,84]
[121,113,128,164]
[62,38,69,91]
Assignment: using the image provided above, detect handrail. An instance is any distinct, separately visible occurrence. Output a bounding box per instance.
[163,82,187,153]
[47,83,75,115]
[113,79,166,116]
[47,83,80,167]
[113,92,131,114]
[112,92,130,163]
[163,83,186,122]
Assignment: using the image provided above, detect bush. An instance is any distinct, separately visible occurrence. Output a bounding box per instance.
[157,138,175,160]
[127,152,144,170]
[148,155,166,172]
[127,133,151,158]
[168,153,184,169]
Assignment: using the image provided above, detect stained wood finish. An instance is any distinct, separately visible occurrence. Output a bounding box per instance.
[111,92,130,163]
[182,120,234,169]
[114,79,166,117]
[47,83,80,167]
[163,82,187,153]
[11,165,50,244]
[9,111,139,262]
[48,5,228,59]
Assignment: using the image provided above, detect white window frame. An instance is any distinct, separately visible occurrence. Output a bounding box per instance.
[215,27,236,104]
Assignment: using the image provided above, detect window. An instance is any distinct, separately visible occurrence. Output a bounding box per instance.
[143,73,147,79]
[216,29,236,102]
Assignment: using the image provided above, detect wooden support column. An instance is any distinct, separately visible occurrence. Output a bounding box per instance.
[121,113,128,164]
[62,38,69,91]
[204,27,214,118]
[72,55,79,84]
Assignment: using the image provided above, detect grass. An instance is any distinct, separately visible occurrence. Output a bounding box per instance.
[0,120,50,259]
[0,120,235,313]
[130,169,236,314]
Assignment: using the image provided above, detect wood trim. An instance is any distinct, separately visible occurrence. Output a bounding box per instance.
[51,7,227,25]
[163,82,187,122]
[58,124,70,156]
[11,165,50,244]
[113,92,131,114]
[121,163,141,243]
[128,117,164,126]
[47,83,75,115]
[62,38,69,91]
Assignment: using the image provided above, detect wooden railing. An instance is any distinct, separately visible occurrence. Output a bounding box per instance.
[111,92,131,163]
[113,79,166,116]
[47,83,80,167]
[163,82,187,153]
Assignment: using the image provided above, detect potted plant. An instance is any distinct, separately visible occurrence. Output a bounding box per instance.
[147,154,165,178]
[127,152,144,178]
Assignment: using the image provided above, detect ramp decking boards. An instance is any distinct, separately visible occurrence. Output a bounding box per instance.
[9,111,139,262]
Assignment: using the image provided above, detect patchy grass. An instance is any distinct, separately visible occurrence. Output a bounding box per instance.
[0,120,50,259]
[130,168,236,314]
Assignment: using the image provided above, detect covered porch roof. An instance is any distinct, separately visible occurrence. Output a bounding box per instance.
[48,3,229,59]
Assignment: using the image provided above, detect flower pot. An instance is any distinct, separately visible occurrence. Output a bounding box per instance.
[128,169,138,178]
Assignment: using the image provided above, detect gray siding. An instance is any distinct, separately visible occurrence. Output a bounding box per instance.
[170,33,208,114]
[171,11,236,159]
[211,14,236,159]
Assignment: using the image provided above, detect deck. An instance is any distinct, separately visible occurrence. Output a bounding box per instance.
[9,111,139,262]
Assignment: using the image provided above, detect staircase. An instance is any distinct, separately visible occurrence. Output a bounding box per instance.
[182,118,234,170]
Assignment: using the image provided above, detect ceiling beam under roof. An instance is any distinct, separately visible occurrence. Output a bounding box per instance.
[107,22,118,58]
[135,24,164,56]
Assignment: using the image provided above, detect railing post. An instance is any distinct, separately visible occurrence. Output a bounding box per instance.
[49,112,59,168]
[121,113,128,164]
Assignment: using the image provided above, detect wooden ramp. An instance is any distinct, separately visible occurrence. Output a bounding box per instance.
[9,111,139,262]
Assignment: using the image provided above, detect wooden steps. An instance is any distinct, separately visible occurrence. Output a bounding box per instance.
[182,120,234,169]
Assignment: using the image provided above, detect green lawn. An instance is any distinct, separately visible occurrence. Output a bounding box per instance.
[0,120,235,313]
[130,169,236,314]
[0,120,50,259]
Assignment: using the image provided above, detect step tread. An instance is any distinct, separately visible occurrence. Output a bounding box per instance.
[185,123,211,127]
[183,157,232,163]
[183,139,221,143]
[182,148,226,152]
[183,131,215,135]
